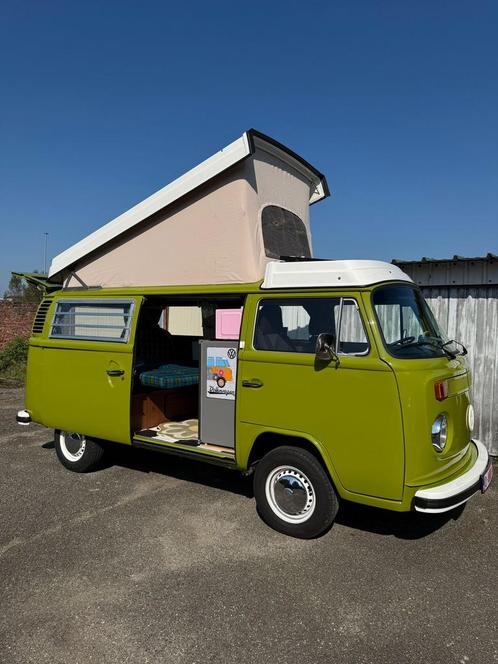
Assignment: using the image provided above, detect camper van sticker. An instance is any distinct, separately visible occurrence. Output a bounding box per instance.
[206,347,237,400]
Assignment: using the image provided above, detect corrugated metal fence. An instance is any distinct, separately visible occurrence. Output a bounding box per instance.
[422,286,498,456]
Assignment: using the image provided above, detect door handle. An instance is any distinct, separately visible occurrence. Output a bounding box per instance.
[107,369,125,377]
[242,379,263,388]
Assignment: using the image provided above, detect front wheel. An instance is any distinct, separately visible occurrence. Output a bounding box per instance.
[253,446,339,538]
[54,430,105,472]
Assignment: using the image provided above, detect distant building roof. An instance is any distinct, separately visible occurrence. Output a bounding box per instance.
[392,254,498,287]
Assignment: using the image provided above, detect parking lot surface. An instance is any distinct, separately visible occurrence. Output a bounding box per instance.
[1,386,497,664]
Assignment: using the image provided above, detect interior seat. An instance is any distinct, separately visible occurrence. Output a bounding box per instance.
[255,303,294,352]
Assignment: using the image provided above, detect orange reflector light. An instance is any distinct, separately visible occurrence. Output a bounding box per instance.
[435,380,449,401]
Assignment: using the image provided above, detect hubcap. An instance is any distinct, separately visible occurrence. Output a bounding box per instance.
[59,431,86,462]
[265,465,316,524]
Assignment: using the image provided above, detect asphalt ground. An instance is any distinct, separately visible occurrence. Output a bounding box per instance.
[0,386,497,664]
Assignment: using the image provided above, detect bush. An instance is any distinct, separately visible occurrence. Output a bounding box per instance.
[0,337,29,380]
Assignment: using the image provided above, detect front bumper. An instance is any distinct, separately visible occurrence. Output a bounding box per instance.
[413,440,492,514]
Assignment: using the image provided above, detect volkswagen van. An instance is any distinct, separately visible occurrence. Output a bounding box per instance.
[14,129,493,537]
[17,259,493,538]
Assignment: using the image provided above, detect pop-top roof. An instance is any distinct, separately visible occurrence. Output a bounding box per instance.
[49,129,329,281]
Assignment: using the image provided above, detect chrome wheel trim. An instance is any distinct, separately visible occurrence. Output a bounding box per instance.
[59,431,86,462]
[265,465,316,524]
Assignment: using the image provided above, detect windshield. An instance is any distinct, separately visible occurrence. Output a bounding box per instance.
[372,285,448,359]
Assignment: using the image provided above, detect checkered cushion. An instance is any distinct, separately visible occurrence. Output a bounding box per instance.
[139,364,200,390]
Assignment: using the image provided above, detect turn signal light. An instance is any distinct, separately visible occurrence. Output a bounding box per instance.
[434,380,449,401]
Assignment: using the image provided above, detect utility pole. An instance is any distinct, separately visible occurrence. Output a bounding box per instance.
[43,232,48,275]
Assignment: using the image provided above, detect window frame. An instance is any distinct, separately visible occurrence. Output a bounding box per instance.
[336,297,371,357]
[252,295,370,357]
[49,298,136,343]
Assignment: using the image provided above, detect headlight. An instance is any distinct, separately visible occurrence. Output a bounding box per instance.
[432,414,448,452]
[466,404,475,432]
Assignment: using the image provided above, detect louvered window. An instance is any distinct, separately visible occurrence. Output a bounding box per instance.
[32,299,52,335]
[49,300,134,342]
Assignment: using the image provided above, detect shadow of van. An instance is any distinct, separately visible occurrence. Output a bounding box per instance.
[335,499,465,540]
[41,438,465,539]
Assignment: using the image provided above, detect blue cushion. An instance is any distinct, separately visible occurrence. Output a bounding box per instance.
[139,364,199,390]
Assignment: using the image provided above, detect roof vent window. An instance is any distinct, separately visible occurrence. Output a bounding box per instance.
[262,206,311,260]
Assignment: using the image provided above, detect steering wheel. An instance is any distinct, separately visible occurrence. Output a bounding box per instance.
[391,336,416,347]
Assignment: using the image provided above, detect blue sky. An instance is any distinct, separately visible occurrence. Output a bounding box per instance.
[1,0,497,293]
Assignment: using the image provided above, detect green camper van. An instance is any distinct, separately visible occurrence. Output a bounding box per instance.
[15,130,492,538]
[17,260,492,538]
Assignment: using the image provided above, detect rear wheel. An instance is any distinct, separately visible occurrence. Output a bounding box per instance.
[254,446,339,538]
[55,430,105,472]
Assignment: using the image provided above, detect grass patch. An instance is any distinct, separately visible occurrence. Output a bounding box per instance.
[0,337,28,383]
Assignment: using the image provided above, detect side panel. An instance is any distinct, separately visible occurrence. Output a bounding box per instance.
[236,294,405,500]
[25,296,142,444]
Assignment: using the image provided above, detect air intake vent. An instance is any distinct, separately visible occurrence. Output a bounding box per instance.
[32,299,52,335]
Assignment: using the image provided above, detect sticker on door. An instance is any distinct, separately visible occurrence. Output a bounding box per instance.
[206,347,237,400]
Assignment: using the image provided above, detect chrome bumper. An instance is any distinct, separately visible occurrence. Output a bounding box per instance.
[414,440,492,514]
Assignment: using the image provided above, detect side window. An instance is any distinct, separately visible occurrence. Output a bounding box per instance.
[336,299,369,355]
[50,300,134,342]
[261,206,311,259]
[254,297,369,355]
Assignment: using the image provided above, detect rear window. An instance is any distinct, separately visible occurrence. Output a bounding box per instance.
[50,300,134,342]
[261,206,311,259]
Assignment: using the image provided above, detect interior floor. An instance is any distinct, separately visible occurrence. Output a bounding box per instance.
[137,418,234,454]
[147,418,199,442]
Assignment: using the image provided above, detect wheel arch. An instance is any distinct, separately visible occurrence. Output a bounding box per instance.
[246,430,343,493]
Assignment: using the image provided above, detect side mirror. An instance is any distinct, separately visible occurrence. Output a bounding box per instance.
[315,332,339,364]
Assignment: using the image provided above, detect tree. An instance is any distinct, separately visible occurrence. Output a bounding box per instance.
[3,273,43,304]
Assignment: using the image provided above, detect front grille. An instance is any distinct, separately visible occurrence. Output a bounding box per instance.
[32,299,52,335]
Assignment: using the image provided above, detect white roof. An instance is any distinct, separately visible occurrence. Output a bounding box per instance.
[261,260,413,289]
[49,129,329,279]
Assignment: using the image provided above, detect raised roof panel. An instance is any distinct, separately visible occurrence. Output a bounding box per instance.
[49,129,329,289]
[261,260,413,289]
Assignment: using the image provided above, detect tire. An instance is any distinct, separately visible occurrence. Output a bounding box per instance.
[54,430,105,473]
[253,446,339,539]
[216,377,226,388]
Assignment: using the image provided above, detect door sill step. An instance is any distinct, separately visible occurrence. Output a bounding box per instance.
[133,434,235,460]
[140,429,201,446]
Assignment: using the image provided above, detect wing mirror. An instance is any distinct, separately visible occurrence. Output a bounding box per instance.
[315,333,339,364]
